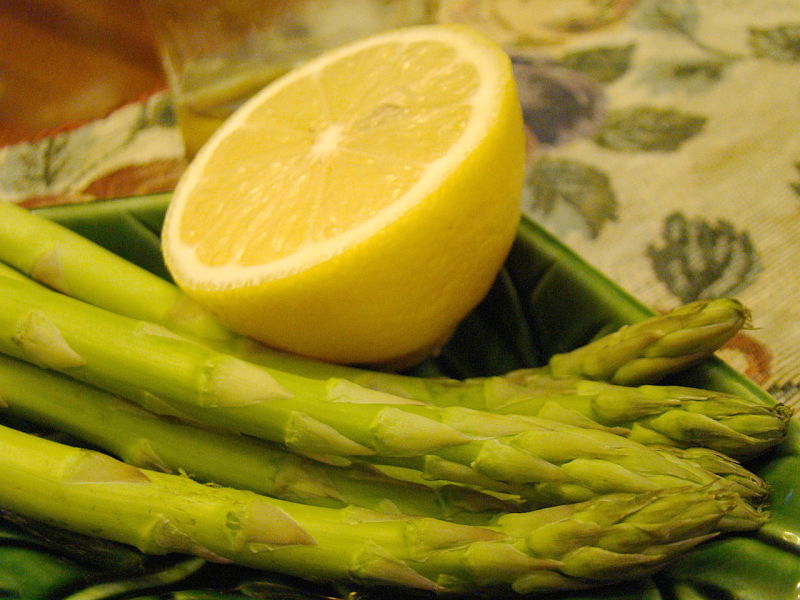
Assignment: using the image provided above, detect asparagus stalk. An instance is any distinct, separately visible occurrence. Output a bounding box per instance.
[0,274,769,526]
[409,373,791,460]
[0,262,785,462]
[1,202,745,389]
[0,353,513,523]
[226,298,749,389]
[0,272,511,460]
[0,200,234,344]
[0,423,750,593]
[5,207,776,458]
[3,234,775,461]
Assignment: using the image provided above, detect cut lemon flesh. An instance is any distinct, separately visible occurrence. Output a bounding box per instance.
[163,24,526,364]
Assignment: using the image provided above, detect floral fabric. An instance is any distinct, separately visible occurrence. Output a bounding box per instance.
[0,91,184,207]
[0,0,798,410]
[441,0,800,410]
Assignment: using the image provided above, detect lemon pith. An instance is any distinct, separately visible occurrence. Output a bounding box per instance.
[163,25,526,364]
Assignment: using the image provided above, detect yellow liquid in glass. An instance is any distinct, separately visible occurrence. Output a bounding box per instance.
[175,62,292,157]
[170,0,436,156]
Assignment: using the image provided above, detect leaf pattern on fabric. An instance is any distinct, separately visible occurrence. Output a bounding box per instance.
[749,24,800,62]
[560,44,636,83]
[0,136,70,199]
[769,381,800,406]
[595,106,706,151]
[0,93,180,204]
[512,58,607,147]
[638,58,727,93]
[793,163,800,197]
[631,0,743,66]
[526,156,617,238]
[647,212,761,303]
[633,0,700,36]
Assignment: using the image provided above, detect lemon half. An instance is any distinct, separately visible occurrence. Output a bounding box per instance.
[162,24,526,365]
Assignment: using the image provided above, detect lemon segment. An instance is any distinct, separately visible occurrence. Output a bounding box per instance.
[163,24,526,365]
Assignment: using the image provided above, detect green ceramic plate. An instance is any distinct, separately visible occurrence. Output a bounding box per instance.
[0,193,796,599]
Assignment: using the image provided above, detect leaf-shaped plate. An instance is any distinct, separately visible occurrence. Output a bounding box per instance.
[3,193,795,599]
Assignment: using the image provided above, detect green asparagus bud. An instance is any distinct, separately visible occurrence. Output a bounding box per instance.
[651,446,769,502]
[496,485,734,592]
[540,298,748,385]
[0,354,515,523]
[360,408,768,532]
[0,423,748,594]
[419,372,791,460]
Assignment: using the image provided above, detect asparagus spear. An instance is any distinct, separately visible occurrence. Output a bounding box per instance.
[2,229,772,455]
[0,353,514,523]
[0,275,767,530]
[4,206,776,457]
[408,373,792,460]
[0,200,234,344]
[535,298,749,385]
[229,298,749,388]
[5,245,772,457]
[1,201,745,388]
[365,424,769,532]
[0,423,752,593]
[0,272,487,459]
[0,260,785,462]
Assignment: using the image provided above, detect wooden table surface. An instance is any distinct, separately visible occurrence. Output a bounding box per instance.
[0,0,165,146]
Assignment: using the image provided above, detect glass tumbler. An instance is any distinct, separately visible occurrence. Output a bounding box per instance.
[141,0,435,157]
